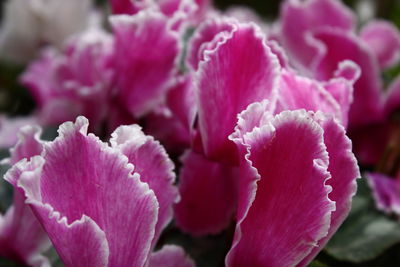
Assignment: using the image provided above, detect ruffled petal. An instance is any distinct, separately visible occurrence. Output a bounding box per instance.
[226,110,335,267]
[174,150,238,235]
[312,28,384,127]
[279,0,355,69]
[9,117,159,267]
[148,245,195,267]
[298,113,360,265]
[367,173,400,216]
[110,124,178,247]
[197,22,280,163]
[186,17,236,71]
[277,70,343,124]
[360,20,400,69]
[111,11,180,117]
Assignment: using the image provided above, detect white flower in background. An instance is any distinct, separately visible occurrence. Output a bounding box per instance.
[0,0,93,63]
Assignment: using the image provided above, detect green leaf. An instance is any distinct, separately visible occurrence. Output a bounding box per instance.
[325,178,400,263]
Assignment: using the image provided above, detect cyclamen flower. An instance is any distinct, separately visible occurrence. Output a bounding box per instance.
[5,117,193,267]
[173,18,360,266]
[277,0,400,129]
[0,0,93,63]
[21,29,114,129]
[0,126,51,266]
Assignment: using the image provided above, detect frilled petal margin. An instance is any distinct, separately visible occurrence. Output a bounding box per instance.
[360,20,400,70]
[174,150,238,235]
[186,17,236,71]
[5,117,160,267]
[110,124,179,248]
[111,11,179,117]
[227,105,359,266]
[148,245,195,267]
[227,110,335,266]
[298,113,360,265]
[196,20,280,163]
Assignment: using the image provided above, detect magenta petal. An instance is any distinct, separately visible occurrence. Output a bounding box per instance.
[226,110,335,267]
[312,28,384,127]
[111,11,180,117]
[279,0,355,69]
[367,173,400,216]
[174,150,238,235]
[187,17,236,71]
[148,245,195,267]
[360,20,400,69]
[110,124,178,247]
[197,22,280,163]
[277,70,343,124]
[384,77,400,118]
[11,117,159,267]
[298,113,360,266]
[110,0,151,15]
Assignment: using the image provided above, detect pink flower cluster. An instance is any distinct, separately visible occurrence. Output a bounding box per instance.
[0,0,399,266]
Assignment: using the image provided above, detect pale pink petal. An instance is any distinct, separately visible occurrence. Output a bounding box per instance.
[0,116,38,148]
[226,110,335,267]
[312,28,384,127]
[110,124,178,247]
[197,22,280,163]
[186,17,236,71]
[279,0,355,69]
[174,150,238,235]
[367,173,400,216]
[148,245,195,267]
[360,20,400,69]
[298,113,360,265]
[111,11,180,117]
[10,117,159,267]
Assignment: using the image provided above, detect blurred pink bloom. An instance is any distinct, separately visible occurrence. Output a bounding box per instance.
[0,116,38,148]
[1,126,51,266]
[5,117,193,267]
[21,29,114,129]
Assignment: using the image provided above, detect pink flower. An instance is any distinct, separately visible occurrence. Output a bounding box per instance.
[5,117,193,267]
[173,18,360,266]
[277,0,400,129]
[21,29,114,129]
